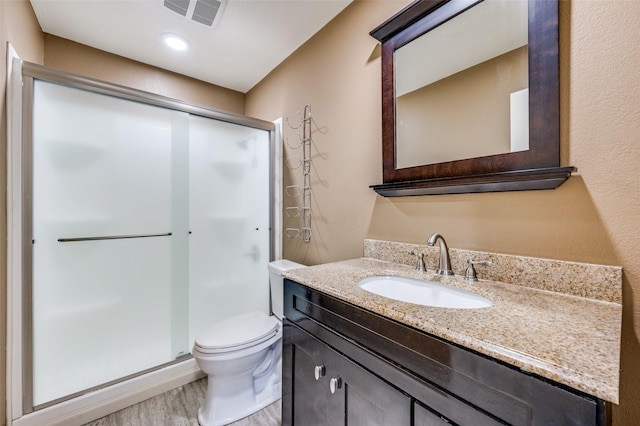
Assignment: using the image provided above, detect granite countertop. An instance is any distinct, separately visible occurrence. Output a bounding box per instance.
[283,257,622,403]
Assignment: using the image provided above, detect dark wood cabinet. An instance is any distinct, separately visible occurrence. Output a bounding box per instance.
[283,279,608,426]
[285,324,410,425]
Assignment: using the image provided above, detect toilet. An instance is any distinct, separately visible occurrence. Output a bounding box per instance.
[192,259,304,426]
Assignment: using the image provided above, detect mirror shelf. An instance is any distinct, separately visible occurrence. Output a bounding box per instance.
[370,0,574,197]
[370,166,575,197]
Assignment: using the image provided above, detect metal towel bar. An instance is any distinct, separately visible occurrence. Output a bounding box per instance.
[57,232,172,243]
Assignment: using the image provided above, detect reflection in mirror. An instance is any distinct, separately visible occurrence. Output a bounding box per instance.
[395,0,529,168]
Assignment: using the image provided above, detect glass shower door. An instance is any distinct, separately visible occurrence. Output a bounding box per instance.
[31,80,190,406]
[188,116,271,345]
[28,77,274,410]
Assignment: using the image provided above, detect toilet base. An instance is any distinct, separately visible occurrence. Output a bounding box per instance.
[197,381,281,426]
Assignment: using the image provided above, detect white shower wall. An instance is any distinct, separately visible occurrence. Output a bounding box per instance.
[30,80,271,407]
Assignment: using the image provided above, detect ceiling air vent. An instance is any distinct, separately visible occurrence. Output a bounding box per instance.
[164,0,190,16]
[163,0,226,27]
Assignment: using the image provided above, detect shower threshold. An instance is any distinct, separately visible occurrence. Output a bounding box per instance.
[11,359,204,426]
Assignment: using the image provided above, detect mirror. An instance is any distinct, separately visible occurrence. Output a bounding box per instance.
[395,0,528,168]
[370,0,574,196]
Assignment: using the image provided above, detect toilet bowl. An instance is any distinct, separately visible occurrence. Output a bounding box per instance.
[193,259,304,426]
[192,311,282,426]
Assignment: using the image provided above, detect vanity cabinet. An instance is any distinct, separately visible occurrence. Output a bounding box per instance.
[282,279,608,426]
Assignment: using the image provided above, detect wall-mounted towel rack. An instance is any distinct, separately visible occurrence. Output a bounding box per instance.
[285,104,313,243]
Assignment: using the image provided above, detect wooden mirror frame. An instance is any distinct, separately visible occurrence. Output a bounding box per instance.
[370,0,574,196]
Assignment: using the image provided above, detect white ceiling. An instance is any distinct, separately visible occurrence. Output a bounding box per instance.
[30,0,352,93]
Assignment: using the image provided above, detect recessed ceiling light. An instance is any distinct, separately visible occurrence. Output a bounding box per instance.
[162,33,190,51]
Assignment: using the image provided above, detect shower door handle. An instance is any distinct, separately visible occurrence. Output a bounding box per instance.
[57,232,172,242]
[244,245,260,262]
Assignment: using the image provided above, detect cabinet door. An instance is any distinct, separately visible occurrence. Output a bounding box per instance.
[290,331,341,425]
[414,402,454,426]
[333,346,411,426]
[284,321,411,425]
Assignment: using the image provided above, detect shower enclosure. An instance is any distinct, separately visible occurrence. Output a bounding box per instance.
[8,61,277,424]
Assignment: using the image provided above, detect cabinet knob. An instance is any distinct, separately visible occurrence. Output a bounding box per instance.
[329,377,342,394]
[314,364,326,381]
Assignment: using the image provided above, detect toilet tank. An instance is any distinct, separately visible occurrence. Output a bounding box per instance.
[268,260,305,319]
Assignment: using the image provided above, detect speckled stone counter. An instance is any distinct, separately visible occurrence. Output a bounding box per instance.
[283,249,622,403]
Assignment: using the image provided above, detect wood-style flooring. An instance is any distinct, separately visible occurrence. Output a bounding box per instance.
[83,378,281,426]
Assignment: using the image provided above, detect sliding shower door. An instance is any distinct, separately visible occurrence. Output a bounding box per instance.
[31,80,190,406]
[188,116,271,344]
[27,74,273,409]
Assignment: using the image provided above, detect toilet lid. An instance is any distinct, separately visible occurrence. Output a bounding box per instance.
[194,311,279,352]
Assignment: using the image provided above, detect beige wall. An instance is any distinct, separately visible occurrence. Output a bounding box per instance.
[247,0,402,266]
[43,35,245,115]
[247,0,640,424]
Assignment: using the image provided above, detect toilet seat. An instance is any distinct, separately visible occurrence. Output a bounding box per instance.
[194,311,279,354]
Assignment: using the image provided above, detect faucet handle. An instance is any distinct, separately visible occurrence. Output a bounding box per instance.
[408,251,426,272]
[464,259,493,281]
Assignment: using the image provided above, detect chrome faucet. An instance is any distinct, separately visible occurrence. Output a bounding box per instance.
[427,233,454,276]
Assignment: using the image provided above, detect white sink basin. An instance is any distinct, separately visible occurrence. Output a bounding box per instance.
[358,276,492,309]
